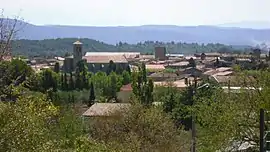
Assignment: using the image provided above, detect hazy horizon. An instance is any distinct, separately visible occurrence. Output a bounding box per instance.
[2,0,270,27]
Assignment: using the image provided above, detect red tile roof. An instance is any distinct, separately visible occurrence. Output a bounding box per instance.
[145,64,165,71]
[1,55,12,61]
[120,83,133,91]
[83,55,128,63]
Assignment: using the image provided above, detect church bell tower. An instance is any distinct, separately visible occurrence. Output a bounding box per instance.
[73,40,83,68]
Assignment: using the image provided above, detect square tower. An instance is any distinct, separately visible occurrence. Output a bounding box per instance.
[155,47,167,60]
[73,40,83,68]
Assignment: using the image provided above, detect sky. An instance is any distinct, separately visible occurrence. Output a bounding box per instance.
[1,0,270,26]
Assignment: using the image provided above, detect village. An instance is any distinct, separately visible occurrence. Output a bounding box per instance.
[14,40,269,119]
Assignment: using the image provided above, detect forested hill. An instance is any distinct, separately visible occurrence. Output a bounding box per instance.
[12,38,251,57]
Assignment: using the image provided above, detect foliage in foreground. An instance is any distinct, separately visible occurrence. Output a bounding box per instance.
[89,103,191,152]
[0,87,109,151]
[193,70,270,151]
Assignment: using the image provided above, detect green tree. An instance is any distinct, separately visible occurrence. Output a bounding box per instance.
[192,70,270,151]
[188,58,196,67]
[60,73,64,89]
[89,103,190,151]
[40,69,58,92]
[88,82,95,107]
[109,72,118,102]
[126,65,131,74]
[69,72,74,90]
[75,67,81,89]
[63,73,68,90]
[122,70,131,85]
[131,63,153,106]
[107,60,116,74]
[54,62,60,73]
[145,79,154,105]
[82,69,88,89]
[0,91,58,151]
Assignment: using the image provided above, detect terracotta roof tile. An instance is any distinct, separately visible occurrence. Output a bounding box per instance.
[83,55,128,63]
[82,103,131,117]
[120,84,133,91]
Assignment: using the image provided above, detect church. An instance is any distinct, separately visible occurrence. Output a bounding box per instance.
[63,41,133,73]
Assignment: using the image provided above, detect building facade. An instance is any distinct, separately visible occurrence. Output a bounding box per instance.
[155,47,167,60]
[63,41,130,73]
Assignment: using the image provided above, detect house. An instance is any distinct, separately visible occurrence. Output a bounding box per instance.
[154,78,190,90]
[166,61,189,69]
[148,72,178,81]
[117,84,133,103]
[85,52,140,59]
[155,47,167,60]
[145,64,165,72]
[82,103,131,117]
[177,67,203,77]
[83,55,129,73]
[63,41,130,73]
[203,67,233,76]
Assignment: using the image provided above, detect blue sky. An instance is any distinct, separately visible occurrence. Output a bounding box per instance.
[1,0,270,26]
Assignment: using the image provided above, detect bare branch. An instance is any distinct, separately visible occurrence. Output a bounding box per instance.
[0,9,24,61]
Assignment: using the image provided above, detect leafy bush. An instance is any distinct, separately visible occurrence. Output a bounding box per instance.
[89,103,190,151]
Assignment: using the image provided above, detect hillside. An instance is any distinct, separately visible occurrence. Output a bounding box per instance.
[11,20,270,46]
[12,38,250,57]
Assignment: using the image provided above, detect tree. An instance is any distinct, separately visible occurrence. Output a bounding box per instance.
[107,60,116,74]
[122,70,131,85]
[145,79,154,105]
[69,72,74,90]
[0,91,58,151]
[131,63,153,106]
[82,69,88,89]
[109,72,118,102]
[163,92,175,113]
[89,103,190,151]
[62,73,67,90]
[0,10,24,61]
[75,67,81,89]
[126,65,131,74]
[88,82,95,107]
[188,58,196,68]
[192,70,270,151]
[54,62,60,73]
[40,69,58,92]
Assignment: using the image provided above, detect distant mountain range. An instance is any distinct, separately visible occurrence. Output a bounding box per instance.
[10,20,270,46]
[217,21,270,29]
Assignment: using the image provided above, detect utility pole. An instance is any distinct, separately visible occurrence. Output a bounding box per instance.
[191,77,197,152]
[260,109,270,152]
[260,108,265,152]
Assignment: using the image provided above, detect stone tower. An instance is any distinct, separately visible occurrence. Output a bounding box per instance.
[73,40,83,68]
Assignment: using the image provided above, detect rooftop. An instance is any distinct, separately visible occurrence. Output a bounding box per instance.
[82,103,131,117]
[154,79,188,88]
[83,55,128,63]
[148,72,178,78]
[213,71,233,76]
[169,61,189,67]
[85,52,140,58]
[73,41,83,45]
[145,64,165,71]
[120,83,133,91]
[212,75,235,83]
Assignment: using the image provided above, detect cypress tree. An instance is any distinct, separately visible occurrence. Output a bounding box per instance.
[75,67,81,89]
[110,72,117,101]
[60,73,64,90]
[63,73,68,90]
[88,82,95,107]
[54,62,60,73]
[69,72,74,90]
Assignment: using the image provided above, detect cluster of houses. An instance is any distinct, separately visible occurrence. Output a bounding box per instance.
[21,41,269,122]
